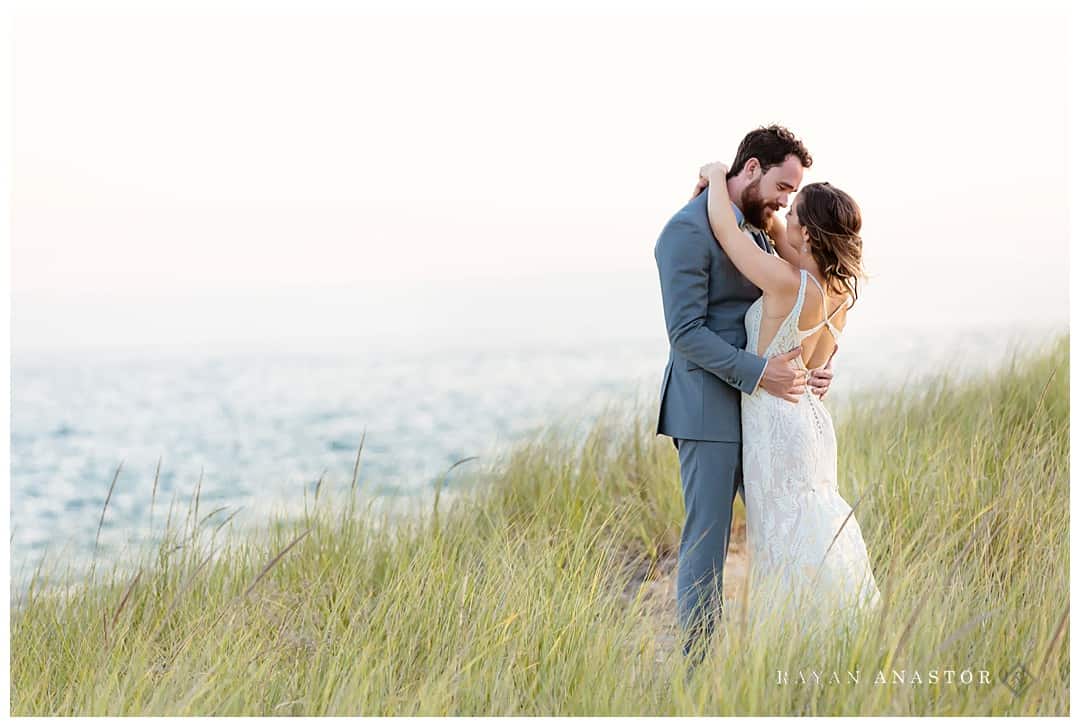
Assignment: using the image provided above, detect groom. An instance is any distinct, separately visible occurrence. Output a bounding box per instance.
[653,125,835,663]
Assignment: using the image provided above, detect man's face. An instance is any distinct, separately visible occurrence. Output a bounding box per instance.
[740,154,805,228]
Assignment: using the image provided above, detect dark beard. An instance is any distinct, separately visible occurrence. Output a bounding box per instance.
[740,179,772,229]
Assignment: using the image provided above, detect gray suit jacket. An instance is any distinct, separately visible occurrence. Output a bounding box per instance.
[654,189,771,442]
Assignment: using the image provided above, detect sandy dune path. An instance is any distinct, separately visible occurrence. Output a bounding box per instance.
[619,517,750,661]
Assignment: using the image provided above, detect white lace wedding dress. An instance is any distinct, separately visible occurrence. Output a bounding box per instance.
[738,268,882,639]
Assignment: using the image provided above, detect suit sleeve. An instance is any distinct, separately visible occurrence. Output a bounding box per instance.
[655,218,768,395]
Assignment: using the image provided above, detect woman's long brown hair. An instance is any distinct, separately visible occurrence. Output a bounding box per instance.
[796,182,864,310]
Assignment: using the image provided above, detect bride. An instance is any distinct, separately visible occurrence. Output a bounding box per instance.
[698,161,882,638]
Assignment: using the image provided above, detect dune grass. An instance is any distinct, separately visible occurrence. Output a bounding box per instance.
[9,334,1069,716]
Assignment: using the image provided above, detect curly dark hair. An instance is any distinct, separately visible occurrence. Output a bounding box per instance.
[726,125,813,180]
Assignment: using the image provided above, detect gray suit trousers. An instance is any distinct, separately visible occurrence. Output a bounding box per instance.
[673,437,745,661]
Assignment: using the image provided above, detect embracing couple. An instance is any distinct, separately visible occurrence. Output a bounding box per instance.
[654,125,882,663]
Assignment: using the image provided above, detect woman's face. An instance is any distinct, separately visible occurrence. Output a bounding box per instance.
[784,195,807,251]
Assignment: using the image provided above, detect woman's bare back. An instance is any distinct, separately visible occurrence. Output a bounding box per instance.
[756,272,848,370]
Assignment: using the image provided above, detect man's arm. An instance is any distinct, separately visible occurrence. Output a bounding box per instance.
[751,363,768,393]
[655,218,767,395]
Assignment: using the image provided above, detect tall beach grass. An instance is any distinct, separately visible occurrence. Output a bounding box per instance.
[9,334,1069,715]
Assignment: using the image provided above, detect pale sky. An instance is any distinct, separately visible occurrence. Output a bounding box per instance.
[11,2,1070,354]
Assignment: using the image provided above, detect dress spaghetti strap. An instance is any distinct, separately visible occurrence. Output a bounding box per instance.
[799,272,848,341]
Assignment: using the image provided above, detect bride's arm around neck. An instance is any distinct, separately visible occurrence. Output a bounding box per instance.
[704,166,800,296]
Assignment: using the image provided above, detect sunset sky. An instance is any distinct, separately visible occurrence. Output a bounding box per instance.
[11,1,1070,354]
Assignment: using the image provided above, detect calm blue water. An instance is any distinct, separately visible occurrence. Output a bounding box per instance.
[9,321,1066,595]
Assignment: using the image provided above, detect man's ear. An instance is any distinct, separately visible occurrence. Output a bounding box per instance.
[745,157,760,178]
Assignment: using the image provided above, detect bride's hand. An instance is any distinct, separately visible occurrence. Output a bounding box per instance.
[699,161,729,180]
[690,162,729,200]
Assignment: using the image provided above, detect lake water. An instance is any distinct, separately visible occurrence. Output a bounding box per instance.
[9,320,1067,595]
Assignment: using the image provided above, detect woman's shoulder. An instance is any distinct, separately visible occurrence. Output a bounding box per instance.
[774,258,804,292]
[799,270,825,306]
[762,263,806,317]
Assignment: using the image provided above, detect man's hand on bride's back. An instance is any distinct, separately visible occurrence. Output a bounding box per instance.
[808,344,838,400]
[759,347,808,403]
